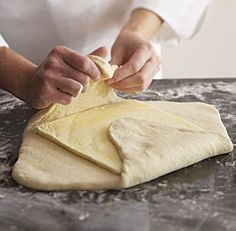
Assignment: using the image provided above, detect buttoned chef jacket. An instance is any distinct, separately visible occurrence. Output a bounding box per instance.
[0,0,209,64]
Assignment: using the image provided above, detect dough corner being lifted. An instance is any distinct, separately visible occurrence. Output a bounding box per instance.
[12,55,233,191]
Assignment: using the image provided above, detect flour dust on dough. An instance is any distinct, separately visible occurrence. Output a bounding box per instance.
[12,55,233,190]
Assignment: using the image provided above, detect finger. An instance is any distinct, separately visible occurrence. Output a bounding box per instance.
[90,46,108,58]
[110,47,124,65]
[54,46,100,80]
[107,48,151,85]
[110,58,159,90]
[52,89,73,105]
[61,65,91,92]
[55,77,83,97]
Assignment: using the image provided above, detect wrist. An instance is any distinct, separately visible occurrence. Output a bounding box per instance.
[20,65,37,103]
[122,9,163,40]
[0,47,37,102]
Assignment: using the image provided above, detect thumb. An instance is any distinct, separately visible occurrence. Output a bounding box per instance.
[110,49,124,65]
[90,46,108,58]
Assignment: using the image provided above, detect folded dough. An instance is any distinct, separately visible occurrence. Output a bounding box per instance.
[35,100,200,174]
[12,56,233,190]
[109,117,232,188]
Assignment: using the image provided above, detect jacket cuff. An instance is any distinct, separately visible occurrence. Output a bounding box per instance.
[0,34,9,48]
[132,0,210,44]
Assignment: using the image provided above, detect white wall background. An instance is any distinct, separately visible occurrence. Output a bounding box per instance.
[161,0,236,79]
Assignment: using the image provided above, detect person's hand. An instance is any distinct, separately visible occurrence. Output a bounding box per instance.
[26,46,107,109]
[106,30,160,93]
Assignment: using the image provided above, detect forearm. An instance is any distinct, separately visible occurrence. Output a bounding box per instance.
[0,47,37,101]
[121,9,163,40]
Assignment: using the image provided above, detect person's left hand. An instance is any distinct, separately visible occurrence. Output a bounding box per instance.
[106,30,160,93]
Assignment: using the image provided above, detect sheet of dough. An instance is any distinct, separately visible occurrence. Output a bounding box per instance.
[109,117,232,188]
[35,100,200,174]
[12,56,233,190]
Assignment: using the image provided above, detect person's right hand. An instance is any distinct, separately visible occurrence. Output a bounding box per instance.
[26,46,107,109]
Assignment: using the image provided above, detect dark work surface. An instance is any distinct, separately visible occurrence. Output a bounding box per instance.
[0,79,235,231]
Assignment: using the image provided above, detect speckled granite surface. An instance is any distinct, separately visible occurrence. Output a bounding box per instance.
[0,79,235,231]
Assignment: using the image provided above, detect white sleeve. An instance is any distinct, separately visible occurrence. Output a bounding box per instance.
[0,34,9,47]
[132,0,211,44]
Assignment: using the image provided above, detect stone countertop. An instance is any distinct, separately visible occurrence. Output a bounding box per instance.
[0,79,235,231]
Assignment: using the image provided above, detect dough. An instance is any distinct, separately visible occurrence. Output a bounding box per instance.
[12,56,233,190]
[35,100,200,174]
[109,117,232,187]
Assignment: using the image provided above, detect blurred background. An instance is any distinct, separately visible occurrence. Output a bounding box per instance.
[161,0,236,79]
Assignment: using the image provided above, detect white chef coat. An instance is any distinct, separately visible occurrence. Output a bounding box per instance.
[0,0,209,64]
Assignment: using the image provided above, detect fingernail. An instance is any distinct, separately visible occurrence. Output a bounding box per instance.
[79,85,83,94]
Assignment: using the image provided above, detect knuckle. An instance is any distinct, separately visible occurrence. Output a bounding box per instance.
[129,61,139,73]
[50,47,59,56]
[137,73,145,85]
[51,45,65,55]
[44,60,60,71]
[79,56,89,70]
[41,71,50,84]
[42,69,53,83]
[44,61,52,70]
